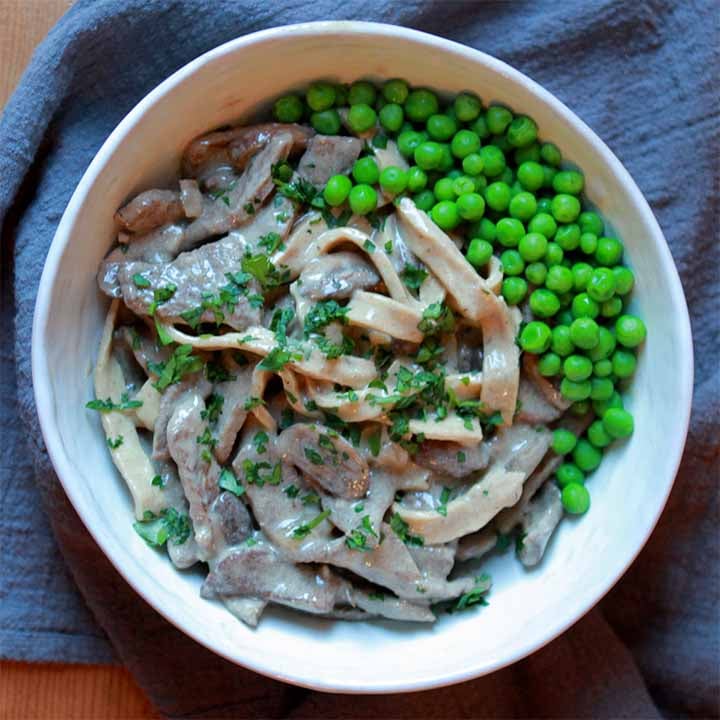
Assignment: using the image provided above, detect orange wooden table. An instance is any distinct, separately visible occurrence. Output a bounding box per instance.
[0,2,156,717]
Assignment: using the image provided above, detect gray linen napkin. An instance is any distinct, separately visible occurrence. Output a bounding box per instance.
[1,1,718,717]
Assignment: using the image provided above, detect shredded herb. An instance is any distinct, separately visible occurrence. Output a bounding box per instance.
[243,201,256,215]
[151,474,166,488]
[201,393,224,424]
[243,396,265,411]
[219,468,244,497]
[304,300,350,336]
[132,273,151,288]
[152,345,203,391]
[418,301,455,336]
[400,264,428,291]
[86,392,142,412]
[107,435,124,449]
[449,576,491,613]
[258,346,293,371]
[456,451,466,463]
[437,487,452,517]
[292,509,331,539]
[367,429,382,457]
[148,284,177,316]
[304,447,324,466]
[300,491,321,506]
[133,508,191,547]
[354,503,364,513]
[389,512,424,546]
[275,176,325,209]
[269,307,295,345]
[241,458,281,486]
[363,238,376,253]
[367,592,385,601]
[495,533,511,551]
[283,484,300,498]
[258,231,284,254]
[252,431,269,454]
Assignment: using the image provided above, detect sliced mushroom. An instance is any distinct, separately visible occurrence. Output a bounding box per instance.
[276,423,369,499]
[298,251,380,300]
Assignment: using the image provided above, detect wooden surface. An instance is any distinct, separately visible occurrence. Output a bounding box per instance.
[0,2,157,718]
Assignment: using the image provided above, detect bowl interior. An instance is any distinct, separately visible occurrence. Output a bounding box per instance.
[33,22,692,692]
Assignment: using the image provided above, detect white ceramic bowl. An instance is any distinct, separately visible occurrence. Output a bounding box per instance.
[32,21,693,693]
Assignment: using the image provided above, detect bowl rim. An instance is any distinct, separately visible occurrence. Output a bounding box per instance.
[31,20,694,693]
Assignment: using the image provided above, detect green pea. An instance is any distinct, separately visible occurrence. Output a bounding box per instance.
[506,115,538,147]
[572,262,593,291]
[509,192,538,221]
[555,223,581,251]
[545,242,564,266]
[467,238,494,268]
[530,288,561,318]
[456,192,486,220]
[352,156,379,184]
[587,269,616,303]
[479,145,506,177]
[545,265,573,294]
[475,218,497,243]
[450,129,481,159]
[414,141,444,170]
[571,293,600,319]
[485,182,512,212]
[516,161,544,191]
[552,169,585,195]
[323,174,352,207]
[501,249,525,276]
[601,297,624,318]
[486,105,513,134]
[405,89,439,122]
[382,79,409,104]
[431,201,460,230]
[586,327,615,362]
[538,352,562,377]
[556,462,584,488]
[462,153,484,176]
[613,266,635,295]
[612,349,637,379]
[379,103,404,133]
[564,354,593,382]
[615,314,647,347]
[453,176,476,196]
[528,212,557,238]
[540,142,562,167]
[406,166,428,192]
[306,82,336,111]
[496,217,525,247]
[514,143,541,165]
[602,408,634,439]
[273,94,304,122]
[413,189,436,211]
[537,197,553,214]
[348,184,377,215]
[596,236,624,266]
[427,114,457,141]
[519,321,552,353]
[518,232,548,262]
[348,104,377,133]
[450,92,480,122]
[593,390,623,418]
[348,81,376,106]
[562,483,591,514]
[470,114,490,139]
[590,377,615,401]
[525,261,548,286]
[593,359,613,377]
[552,193,581,223]
[542,165,557,188]
[557,309,574,326]
[552,429,578,455]
[434,177,456,201]
[567,317,598,350]
[551,325,575,357]
[499,167,514,186]
[573,438,602,472]
[397,130,426,158]
[578,210,604,236]
[561,378,592,401]
[310,109,341,135]
[580,232,598,255]
[379,166,408,195]
[587,420,612,448]
[502,277,528,305]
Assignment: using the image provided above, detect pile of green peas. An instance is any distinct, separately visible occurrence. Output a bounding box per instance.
[272,78,647,517]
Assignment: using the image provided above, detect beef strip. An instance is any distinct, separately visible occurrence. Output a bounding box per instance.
[297,251,380,300]
[296,135,363,187]
[115,189,184,233]
[518,481,563,568]
[414,440,490,478]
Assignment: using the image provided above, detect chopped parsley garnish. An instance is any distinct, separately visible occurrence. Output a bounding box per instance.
[154,316,173,346]
[258,346,293,371]
[367,429,382,457]
[148,284,177,315]
[151,344,203,391]
[107,435,124,449]
[269,307,295,344]
[283,484,300,498]
[418,301,455,336]
[384,240,393,254]
[456,451,466,463]
[151,474,165,488]
[363,238,376,253]
[345,529,370,552]
[400,264,428,291]
[252,431,269,454]
[320,207,352,229]
[275,176,324,209]
[258,231,284,254]
[133,508,191,548]
[241,458,281,486]
[86,392,142,413]
[354,503,364,513]
[304,447,324,465]
[243,201,256,215]
[201,393,224,424]
[515,531,527,554]
[367,592,385,601]
[495,533,511,551]
[437,487,452,517]
[205,361,235,384]
[241,252,289,290]
[292,509,331,539]
[301,491,321,506]
[243,396,265,411]
[219,467,244,497]
[303,300,350,336]
[312,333,355,359]
[132,273,151,288]
[389,512,424,546]
[449,575,491,613]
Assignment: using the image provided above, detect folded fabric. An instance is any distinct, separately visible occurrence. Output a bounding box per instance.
[1,0,717,717]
